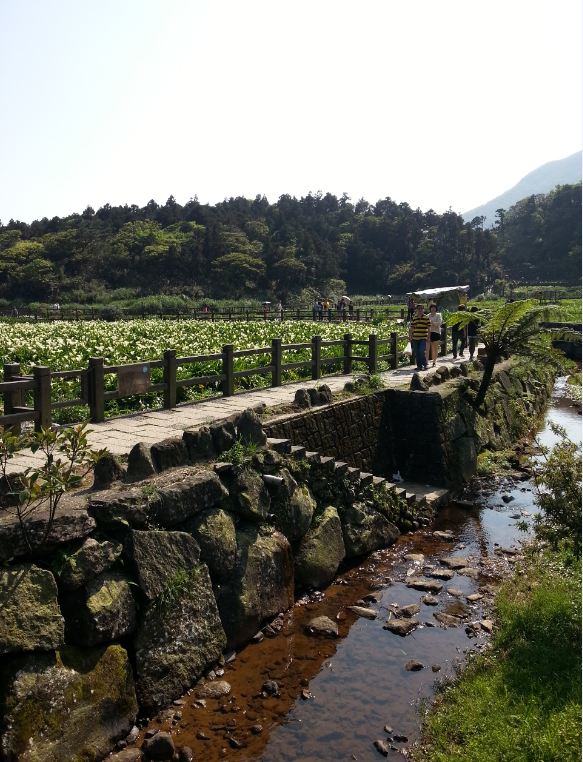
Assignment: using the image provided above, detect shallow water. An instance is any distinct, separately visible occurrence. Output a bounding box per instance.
[123,382,581,761]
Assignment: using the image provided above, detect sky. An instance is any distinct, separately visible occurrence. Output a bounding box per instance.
[0,0,581,224]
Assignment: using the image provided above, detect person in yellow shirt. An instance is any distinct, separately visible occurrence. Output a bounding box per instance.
[408,303,430,371]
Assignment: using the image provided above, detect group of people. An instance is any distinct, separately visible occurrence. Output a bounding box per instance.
[312,296,353,321]
[408,302,480,372]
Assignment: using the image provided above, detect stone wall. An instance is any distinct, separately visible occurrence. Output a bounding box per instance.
[265,393,386,471]
[265,358,555,488]
[0,412,425,762]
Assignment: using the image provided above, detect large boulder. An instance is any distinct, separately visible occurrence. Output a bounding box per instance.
[133,562,226,710]
[337,501,399,558]
[215,526,294,649]
[182,425,215,462]
[184,508,238,583]
[150,437,190,472]
[88,470,228,529]
[57,537,123,591]
[236,409,267,446]
[229,468,271,522]
[0,564,64,654]
[0,645,138,762]
[0,505,96,562]
[62,572,137,647]
[125,442,156,481]
[269,469,315,544]
[294,506,346,589]
[155,471,229,526]
[123,529,201,600]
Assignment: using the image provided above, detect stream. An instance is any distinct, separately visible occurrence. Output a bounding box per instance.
[122,379,581,762]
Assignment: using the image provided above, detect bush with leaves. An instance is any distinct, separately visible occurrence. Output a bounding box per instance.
[528,423,582,557]
[0,425,105,553]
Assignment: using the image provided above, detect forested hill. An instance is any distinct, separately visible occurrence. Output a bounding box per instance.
[0,184,580,305]
[463,151,582,227]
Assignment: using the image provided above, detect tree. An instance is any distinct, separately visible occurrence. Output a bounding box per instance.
[453,299,557,410]
[211,252,265,297]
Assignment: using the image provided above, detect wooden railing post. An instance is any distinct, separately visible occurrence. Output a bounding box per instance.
[311,335,321,380]
[356,308,361,322]
[222,345,234,397]
[163,349,177,409]
[390,332,398,369]
[368,334,378,375]
[33,366,51,431]
[400,308,405,319]
[440,324,447,357]
[271,338,282,387]
[88,357,105,422]
[4,363,22,434]
[343,333,353,375]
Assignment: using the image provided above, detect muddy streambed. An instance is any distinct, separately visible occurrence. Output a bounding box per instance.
[121,382,581,762]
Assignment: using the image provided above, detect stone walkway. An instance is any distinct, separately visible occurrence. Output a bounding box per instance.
[6,353,470,474]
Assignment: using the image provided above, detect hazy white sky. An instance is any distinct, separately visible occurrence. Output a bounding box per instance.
[0,0,581,223]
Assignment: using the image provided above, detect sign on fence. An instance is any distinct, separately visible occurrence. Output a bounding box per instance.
[118,363,151,395]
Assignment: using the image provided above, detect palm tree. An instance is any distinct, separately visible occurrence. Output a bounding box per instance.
[451,299,557,411]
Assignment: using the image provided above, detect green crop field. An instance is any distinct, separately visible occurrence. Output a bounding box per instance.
[0,318,405,420]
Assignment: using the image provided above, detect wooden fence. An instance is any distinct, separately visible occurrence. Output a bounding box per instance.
[1,306,406,323]
[0,321,468,432]
[0,326,435,432]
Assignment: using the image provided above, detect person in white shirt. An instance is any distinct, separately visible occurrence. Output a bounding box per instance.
[427,303,443,367]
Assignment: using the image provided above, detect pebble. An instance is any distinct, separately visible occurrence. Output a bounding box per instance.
[373,739,390,756]
[405,660,424,671]
[197,680,232,699]
[348,605,377,619]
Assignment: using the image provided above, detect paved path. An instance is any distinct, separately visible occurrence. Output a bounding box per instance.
[6,353,470,473]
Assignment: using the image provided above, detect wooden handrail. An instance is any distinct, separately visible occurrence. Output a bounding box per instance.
[0,329,440,431]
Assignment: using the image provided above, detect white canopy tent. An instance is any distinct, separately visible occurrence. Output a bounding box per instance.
[409,285,469,310]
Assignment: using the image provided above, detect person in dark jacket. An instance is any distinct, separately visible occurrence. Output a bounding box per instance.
[451,304,468,358]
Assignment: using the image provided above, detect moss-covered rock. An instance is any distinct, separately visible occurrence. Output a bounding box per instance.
[215,525,294,649]
[184,508,237,583]
[269,469,315,543]
[337,501,399,558]
[62,572,136,647]
[0,644,138,762]
[295,506,346,589]
[133,563,226,710]
[229,468,271,522]
[0,565,64,655]
[57,537,122,591]
[123,529,201,600]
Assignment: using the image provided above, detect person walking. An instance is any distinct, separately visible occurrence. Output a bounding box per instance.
[451,304,468,358]
[427,303,443,367]
[409,303,430,371]
[467,306,480,359]
[406,294,415,322]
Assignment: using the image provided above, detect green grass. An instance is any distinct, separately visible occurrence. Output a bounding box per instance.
[415,549,582,762]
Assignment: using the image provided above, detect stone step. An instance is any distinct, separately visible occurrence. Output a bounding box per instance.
[398,482,451,509]
[346,467,361,482]
[266,437,292,454]
[289,445,307,459]
[405,492,417,505]
[394,487,407,500]
[319,456,336,474]
[304,451,321,464]
[333,461,349,476]
[359,472,373,486]
[372,475,386,486]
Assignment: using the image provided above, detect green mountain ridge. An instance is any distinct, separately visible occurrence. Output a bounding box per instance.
[463,151,582,227]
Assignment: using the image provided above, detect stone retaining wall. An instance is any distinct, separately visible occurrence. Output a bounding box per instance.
[0,412,427,762]
[266,358,554,487]
[0,358,554,760]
